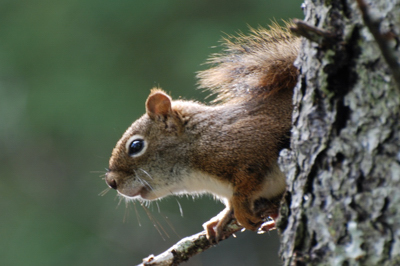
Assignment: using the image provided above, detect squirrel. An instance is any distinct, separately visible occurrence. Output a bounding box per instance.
[105,22,300,241]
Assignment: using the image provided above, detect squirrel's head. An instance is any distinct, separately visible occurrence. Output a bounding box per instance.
[105,89,200,201]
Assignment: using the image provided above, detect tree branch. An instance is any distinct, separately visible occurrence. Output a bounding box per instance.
[290,18,337,47]
[138,219,242,266]
[137,189,281,265]
[138,214,278,265]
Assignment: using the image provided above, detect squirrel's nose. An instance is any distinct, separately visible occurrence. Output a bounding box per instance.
[105,172,118,190]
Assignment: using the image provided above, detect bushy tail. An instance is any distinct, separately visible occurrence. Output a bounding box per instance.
[197,22,300,103]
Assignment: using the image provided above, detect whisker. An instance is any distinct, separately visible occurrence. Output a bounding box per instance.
[176,199,184,217]
[116,195,124,208]
[98,187,111,196]
[90,171,107,174]
[159,212,181,239]
[133,202,142,227]
[123,201,130,223]
[136,169,163,199]
[105,169,179,240]
[134,170,154,191]
[141,178,154,191]
[141,202,169,240]
[138,168,153,180]
[136,176,146,187]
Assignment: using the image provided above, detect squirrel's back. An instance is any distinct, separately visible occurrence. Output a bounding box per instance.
[197,22,300,104]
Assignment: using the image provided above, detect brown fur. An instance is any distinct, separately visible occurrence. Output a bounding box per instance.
[105,23,300,239]
[198,21,300,103]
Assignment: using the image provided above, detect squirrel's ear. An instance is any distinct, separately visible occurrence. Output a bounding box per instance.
[146,90,172,120]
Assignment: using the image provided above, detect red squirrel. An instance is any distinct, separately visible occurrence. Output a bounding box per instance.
[105,23,300,241]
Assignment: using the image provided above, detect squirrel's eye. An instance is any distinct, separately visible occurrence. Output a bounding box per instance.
[129,139,144,156]
[125,135,147,157]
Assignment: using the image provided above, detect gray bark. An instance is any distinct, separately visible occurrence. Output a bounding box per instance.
[279,0,400,265]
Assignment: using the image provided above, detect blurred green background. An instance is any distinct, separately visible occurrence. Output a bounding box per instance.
[0,1,302,265]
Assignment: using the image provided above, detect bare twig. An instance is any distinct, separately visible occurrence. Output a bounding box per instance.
[137,195,282,265]
[356,0,400,90]
[138,219,242,266]
[290,18,337,46]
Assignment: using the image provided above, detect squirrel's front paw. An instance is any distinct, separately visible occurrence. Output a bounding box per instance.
[203,207,233,242]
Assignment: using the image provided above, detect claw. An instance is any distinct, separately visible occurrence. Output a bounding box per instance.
[258,214,279,233]
[258,219,276,233]
[203,207,233,242]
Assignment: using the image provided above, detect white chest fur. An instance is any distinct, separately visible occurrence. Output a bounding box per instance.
[172,170,234,203]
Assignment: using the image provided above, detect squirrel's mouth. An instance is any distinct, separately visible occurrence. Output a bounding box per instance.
[118,186,152,200]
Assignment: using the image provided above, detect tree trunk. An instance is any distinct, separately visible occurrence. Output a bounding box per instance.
[279,0,400,265]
